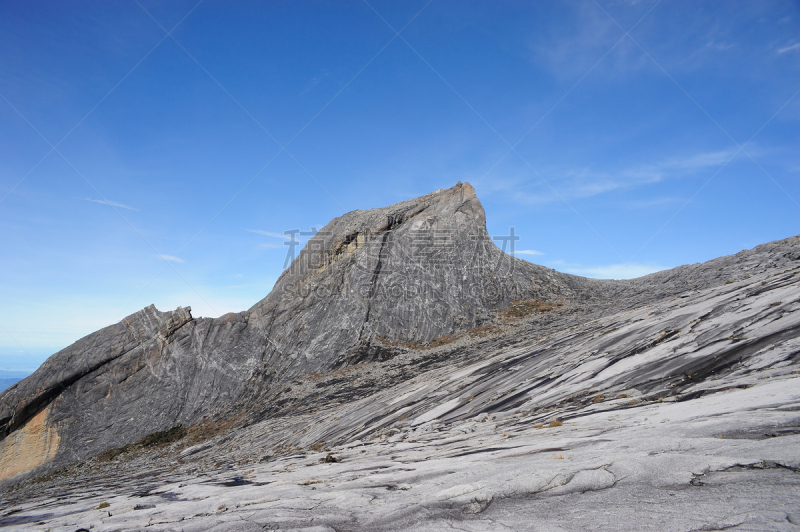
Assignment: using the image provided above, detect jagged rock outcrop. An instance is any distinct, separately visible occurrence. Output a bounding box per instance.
[1,184,800,530]
[0,182,598,479]
[2,182,798,485]
[2,229,799,531]
[250,182,596,369]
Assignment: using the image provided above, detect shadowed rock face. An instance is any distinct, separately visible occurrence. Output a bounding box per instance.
[2,186,800,530]
[2,232,798,531]
[2,182,798,485]
[0,182,597,478]
[250,182,596,370]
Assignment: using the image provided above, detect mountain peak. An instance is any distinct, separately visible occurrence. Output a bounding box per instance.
[0,184,593,481]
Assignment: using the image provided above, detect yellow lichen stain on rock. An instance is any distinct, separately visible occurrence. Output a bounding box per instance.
[0,406,60,480]
[314,232,367,275]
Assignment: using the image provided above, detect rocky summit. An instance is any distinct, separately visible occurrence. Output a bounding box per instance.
[1,183,799,531]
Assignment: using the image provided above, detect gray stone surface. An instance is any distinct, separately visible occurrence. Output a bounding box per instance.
[0,183,600,474]
[0,183,799,530]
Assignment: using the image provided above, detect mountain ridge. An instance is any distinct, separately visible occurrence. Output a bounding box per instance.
[1,183,798,493]
[0,182,594,479]
[1,185,799,530]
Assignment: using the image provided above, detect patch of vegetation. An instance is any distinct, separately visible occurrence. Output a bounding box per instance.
[548,420,563,428]
[27,465,72,486]
[97,444,133,462]
[428,334,459,348]
[272,443,303,455]
[468,324,501,338]
[500,299,564,320]
[184,417,238,445]
[306,371,325,383]
[140,425,187,447]
[376,301,562,350]
[97,424,192,462]
[645,329,680,350]
[308,441,326,452]
[378,333,459,350]
[655,331,671,343]
[616,393,629,399]
[97,502,110,509]
[591,394,604,403]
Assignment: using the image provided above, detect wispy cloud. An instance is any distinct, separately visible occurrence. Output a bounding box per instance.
[706,41,734,51]
[679,38,737,69]
[564,262,666,279]
[300,68,331,95]
[527,4,644,79]
[157,254,185,263]
[571,148,737,189]
[248,229,288,239]
[84,198,138,211]
[624,196,683,209]
[258,242,283,249]
[514,249,544,256]
[669,149,739,169]
[486,148,739,206]
[777,42,800,55]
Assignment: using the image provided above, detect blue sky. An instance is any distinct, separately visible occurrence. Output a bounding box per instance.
[1,0,799,372]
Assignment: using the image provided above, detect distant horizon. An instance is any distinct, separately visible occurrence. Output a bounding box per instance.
[2,1,798,371]
[0,368,37,376]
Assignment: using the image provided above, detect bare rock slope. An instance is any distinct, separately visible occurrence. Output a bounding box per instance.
[0,183,597,478]
[1,184,799,531]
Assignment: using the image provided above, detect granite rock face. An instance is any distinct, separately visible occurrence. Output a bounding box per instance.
[250,182,596,370]
[1,183,800,530]
[1,230,798,531]
[0,183,599,478]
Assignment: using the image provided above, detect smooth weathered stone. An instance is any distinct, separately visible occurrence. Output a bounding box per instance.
[1,183,799,531]
[0,183,602,477]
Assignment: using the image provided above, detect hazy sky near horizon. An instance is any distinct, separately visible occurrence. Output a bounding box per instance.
[1,0,799,371]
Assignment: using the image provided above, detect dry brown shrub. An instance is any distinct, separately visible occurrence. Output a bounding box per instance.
[500,299,564,320]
